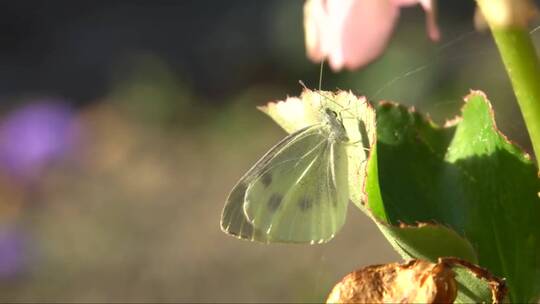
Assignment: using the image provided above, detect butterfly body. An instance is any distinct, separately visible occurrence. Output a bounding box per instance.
[323,108,349,143]
[221,106,353,244]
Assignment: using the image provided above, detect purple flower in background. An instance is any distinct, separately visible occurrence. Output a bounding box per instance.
[0,101,77,180]
[0,226,28,278]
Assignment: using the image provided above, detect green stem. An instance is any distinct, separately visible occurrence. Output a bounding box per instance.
[490,27,540,167]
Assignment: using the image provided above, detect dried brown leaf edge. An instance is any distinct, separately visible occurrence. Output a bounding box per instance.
[326,258,507,304]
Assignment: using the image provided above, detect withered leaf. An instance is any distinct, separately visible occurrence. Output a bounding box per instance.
[327,258,506,304]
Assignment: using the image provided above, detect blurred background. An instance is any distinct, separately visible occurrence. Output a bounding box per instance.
[0,0,535,302]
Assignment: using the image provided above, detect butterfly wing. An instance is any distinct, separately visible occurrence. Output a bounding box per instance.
[221,126,317,242]
[245,127,349,244]
[221,180,270,242]
[221,124,349,244]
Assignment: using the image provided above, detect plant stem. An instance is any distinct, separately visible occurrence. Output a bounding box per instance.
[488,27,540,167]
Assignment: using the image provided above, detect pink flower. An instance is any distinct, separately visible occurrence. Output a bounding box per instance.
[304,0,440,71]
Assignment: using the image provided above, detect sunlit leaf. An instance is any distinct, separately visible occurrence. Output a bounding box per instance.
[366,91,540,302]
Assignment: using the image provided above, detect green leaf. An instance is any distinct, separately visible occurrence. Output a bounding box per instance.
[366,91,540,303]
[375,222,477,263]
[445,258,507,304]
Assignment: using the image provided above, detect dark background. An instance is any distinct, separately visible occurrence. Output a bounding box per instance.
[0,1,476,104]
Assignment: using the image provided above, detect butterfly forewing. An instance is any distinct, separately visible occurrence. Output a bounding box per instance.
[243,126,349,243]
[221,126,321,242]
[221,182,270,242]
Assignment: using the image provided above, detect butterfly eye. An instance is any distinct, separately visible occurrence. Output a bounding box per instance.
[325,108,338,118]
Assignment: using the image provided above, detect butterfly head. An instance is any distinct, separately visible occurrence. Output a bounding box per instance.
[323,108,349,143]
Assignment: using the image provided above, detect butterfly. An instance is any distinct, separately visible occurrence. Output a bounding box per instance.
[220,90,372,244]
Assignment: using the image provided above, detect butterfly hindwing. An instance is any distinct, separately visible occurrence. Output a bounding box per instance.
[243,125,349,243]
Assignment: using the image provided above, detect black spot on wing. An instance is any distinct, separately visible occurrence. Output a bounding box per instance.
[298,196,313,211]
[325,108,338,118]
[267,194,283,212]
[261,173,272,188]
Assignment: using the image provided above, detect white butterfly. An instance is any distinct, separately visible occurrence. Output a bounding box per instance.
[221,90,372,244]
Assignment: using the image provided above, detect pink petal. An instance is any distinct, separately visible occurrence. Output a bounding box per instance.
[332,0,400,70]
[421,0,440,41]
[391,0,440,41]
[304,0,327,63]
[391,0,424,6]
[303,0,439,71]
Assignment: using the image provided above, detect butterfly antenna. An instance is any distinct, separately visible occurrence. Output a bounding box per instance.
[317,60,342,109]
[302,61,356,117]
[318,60,324,91]
[298,59,325,92]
